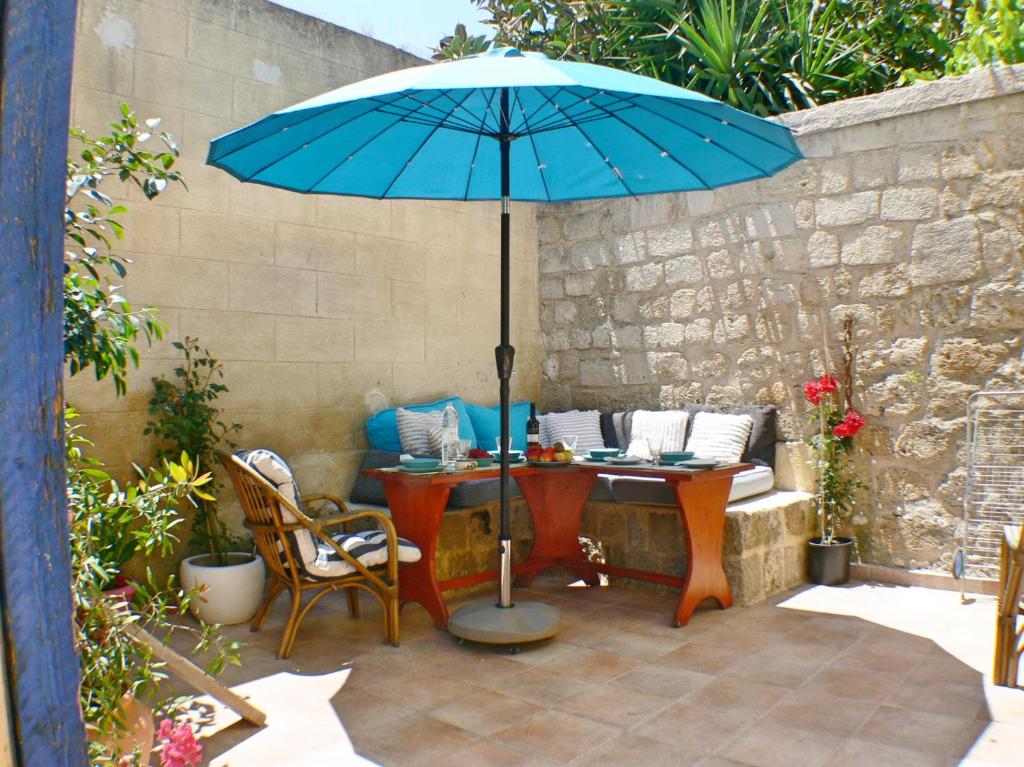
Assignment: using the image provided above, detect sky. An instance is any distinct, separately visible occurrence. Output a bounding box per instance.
[269,1,492,59]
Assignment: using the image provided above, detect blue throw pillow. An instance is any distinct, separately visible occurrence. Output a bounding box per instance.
[366,396,476,452]
[465,401,531,452]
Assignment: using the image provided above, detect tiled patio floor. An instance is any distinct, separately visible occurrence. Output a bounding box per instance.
[186,577,1024,766]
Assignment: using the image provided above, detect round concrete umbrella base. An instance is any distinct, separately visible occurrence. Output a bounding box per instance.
[447,600,560,645]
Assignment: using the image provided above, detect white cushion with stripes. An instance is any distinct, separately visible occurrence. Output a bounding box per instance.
[539,409,605,453]
[396,408,443,456]
[684,411,754,463]
[308,530,421,579]
[626,410,689,460]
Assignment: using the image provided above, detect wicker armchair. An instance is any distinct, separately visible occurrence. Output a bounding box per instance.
[222,450,419,658]
[996,524,1024,687]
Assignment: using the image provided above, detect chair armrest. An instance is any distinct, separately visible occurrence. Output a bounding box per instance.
[301,493,349,516]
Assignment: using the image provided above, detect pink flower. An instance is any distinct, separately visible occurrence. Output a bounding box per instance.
[157,719,202,767]
[819,374,838,393]
[803,380,823,405]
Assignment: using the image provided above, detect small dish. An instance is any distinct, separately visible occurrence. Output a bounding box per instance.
[659,451,694,463]
[675,459,719,470]
[604,456,643,465]
[401,457,441,470]
[399,464,441,473]
[488,450,523,462]
[587,448,621,460]
[473,456,494,467]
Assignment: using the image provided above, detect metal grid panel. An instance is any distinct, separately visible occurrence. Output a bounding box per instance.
[963,391,1024,579]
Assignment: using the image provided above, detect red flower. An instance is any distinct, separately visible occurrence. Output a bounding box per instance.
[803,380,823,405]
[819,374,838,393]
[833,409,865,439]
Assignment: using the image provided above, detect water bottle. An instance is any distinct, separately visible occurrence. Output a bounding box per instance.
[440,403,459,468]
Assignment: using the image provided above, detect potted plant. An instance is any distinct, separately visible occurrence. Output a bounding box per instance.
[65,105,240,763]
[804,325,866,585]
[147,337,265,625]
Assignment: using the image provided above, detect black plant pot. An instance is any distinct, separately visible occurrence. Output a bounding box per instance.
[808,537,853,586]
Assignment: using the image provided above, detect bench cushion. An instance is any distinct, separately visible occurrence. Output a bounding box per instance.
[609,466,775,506]
[349,449,402,506]
[685,404,776,469]
[366,396,476,452]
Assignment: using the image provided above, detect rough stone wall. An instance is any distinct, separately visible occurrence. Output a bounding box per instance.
[537,66,1024,571]
[65,0,542,537]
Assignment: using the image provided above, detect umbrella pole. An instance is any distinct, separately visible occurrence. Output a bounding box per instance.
[496,89,514,609]
[446,88,560,645]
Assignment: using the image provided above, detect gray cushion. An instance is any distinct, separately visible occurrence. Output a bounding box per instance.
[349,450,401,506]
[447,478,522,508]
[589,474,615,502]
[683,404,776,469]
[610,466,775,506]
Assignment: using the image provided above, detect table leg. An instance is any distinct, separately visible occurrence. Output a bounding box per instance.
[514,470,601,587]
[381,481,451,629]
[672,476,734,626]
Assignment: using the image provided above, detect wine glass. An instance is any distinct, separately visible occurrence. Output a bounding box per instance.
[561,435,579,454]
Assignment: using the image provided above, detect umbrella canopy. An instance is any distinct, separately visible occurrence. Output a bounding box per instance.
[208,46,803,643]
[208,48,801,201]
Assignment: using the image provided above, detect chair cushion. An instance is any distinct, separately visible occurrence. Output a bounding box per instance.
[539,410,605,452]
[466,401,532,451]
[366,396,476,452]
[610,466,775,506]
[685,411,754,463]
[307,530,421,580]
[349,450,401,506]
[447,478,523,509]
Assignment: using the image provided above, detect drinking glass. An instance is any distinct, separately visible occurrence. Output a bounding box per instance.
[495,436,513,453]
[561,435,579,453]
[457,439,472,459]
[646,435,663,463]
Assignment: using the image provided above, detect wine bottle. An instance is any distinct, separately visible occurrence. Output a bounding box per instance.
[526,403,540,447]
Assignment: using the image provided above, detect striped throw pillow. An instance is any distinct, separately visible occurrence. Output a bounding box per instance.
[539,409,606,453]
[684,411,754,463]
[396,408,443,456]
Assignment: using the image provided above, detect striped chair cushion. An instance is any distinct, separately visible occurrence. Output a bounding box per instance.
[396,407,443,456]
[539,409,606,453]
[308,530,422,579]
[684,411,754,463]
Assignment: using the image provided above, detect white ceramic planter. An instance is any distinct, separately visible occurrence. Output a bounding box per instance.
[180,553,265,625]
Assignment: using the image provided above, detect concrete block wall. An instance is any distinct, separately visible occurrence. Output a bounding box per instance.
[537,65,1024,572]
[65,0,542,539]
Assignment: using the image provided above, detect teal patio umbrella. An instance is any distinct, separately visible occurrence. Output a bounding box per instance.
[208,46,802,644]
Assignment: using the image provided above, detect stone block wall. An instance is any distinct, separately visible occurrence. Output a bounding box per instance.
[537,66,1024,571]
[65,0,542,541]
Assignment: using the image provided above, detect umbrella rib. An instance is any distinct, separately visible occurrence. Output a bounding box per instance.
[378,89,480,199]
[210,102,355,167]
[563,91,714,190]
[461,88,498,200]
[603,92,771,177]
[533,88,638,198]
[303,90,459,194]
[373,93,484,134]
[630,93,794,157]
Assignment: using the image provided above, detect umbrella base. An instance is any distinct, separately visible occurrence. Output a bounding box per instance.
[448,600,560,645]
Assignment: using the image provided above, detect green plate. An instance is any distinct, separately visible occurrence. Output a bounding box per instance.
[399,465,441,473]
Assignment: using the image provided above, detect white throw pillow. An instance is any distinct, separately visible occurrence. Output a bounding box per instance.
[396,408,443,456]
[626,409,689,460]
[538,409,605,453]
[684,411,754,463]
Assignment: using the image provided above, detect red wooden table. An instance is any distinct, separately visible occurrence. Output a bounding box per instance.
[364,461,749,629]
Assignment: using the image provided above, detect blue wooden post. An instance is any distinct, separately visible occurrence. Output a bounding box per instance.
[0,0,87,764]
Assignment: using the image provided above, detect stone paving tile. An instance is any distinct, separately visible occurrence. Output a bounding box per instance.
[191,579,1023,767]
[719,721,845,767]
[492,710,621,764]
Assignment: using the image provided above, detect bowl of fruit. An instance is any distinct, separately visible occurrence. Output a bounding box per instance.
[467,447,494,467]
[525,441,574,466]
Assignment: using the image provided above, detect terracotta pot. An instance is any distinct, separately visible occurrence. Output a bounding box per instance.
[87,694,154,764]
[180,552,265,625]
